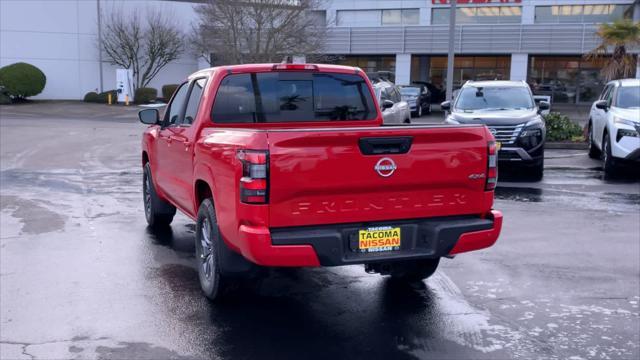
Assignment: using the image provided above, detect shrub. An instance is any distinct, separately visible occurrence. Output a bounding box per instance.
[84,90,118,103]
[0,62,46,99]
[544,112,584,142]
[162,84,179,101]
[83,92,99,102]
[0,87,11,105]
[97,89,118,103]
[135,87,157,104]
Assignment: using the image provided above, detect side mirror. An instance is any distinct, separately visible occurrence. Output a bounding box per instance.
[595,100,609,111]
[537,101,550,113]
[139,108,160,125]
[381,99,394,110]
[440,101,451,111]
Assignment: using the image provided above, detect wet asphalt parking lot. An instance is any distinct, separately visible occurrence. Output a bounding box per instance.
[1,104,639,360]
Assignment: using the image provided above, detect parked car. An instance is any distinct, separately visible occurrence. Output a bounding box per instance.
[138,63,503,300]
[412,81,445,104]
[399,85,431,117]
[373,80,411,124]
[587,78,640,175]
[442,80,550,180]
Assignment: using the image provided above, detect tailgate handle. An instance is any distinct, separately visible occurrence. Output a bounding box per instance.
[358,137,413,155]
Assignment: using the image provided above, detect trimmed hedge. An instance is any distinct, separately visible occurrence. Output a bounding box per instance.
[0,91,11,105]
[135,87,157,104]
[83,90,118,103]
[0,62,46,99]
[544,112,584,142]
[162,84,179,101]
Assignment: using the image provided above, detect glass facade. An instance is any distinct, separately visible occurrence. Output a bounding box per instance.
[526,56,627,104]
[336,56,397,79]
[432,6,522,24]
[424,56,511,89]
[534,4,631,23]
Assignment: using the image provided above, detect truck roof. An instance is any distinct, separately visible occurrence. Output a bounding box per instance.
[609,78,640,87]
[189,63,363,80]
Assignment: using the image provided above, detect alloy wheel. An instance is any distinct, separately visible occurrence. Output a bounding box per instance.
[200,217,214,279]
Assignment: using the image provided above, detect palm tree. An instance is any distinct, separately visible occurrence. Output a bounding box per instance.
[586,19,640,81]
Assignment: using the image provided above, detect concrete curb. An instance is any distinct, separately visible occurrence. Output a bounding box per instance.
[546,142,588,150]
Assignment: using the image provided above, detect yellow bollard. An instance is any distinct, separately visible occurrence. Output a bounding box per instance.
[125,95,129,106]
[107,93,112,105]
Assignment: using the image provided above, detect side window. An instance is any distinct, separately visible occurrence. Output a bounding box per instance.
[605,86,615,105]
[164,83,189,126]
[599,85,611,100]
[211,74,256,123]
[183,78,207,126]
[391,88,402,103]
[380,88,391,102]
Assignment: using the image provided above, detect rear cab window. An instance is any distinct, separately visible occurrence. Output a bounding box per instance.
[211,72,377,123]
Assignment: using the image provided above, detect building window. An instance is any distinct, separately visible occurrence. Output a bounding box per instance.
[307,10,326,27]
[337,10,380,27]
[337,9,419,27]
[527,56,630,104]
[432,6,521,25]
[335,56,396,80]
[381,9,419,25]
[534,5,632,24]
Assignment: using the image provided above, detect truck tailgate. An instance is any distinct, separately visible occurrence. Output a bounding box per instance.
[267,125,491,228]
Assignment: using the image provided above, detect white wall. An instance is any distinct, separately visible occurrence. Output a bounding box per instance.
[0,0,199,100]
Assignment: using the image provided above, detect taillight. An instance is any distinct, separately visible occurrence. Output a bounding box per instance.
[486,141,498,190]
[237,150,268,204]
[272,64,318,71]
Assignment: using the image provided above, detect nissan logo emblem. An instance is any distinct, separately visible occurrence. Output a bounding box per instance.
[489,128,497,136]
[374,157,397,177]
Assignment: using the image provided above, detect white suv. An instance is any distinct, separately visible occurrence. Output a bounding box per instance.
[587,79,640,175]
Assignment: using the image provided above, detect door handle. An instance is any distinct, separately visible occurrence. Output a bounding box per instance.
[359,137,413,155]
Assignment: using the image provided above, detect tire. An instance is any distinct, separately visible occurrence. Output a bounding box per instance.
[425,103,432,115]
[389,258,440,282]
[195,198,230,301]
[602,133,618,176]
[588,121,601,159]
[417,105,423,118]
[143,163,176,227]
[404,118,411,124]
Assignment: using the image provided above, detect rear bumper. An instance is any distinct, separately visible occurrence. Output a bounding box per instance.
[235,210,503,267]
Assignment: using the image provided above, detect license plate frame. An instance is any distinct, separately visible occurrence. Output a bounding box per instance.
[357,226,401,253]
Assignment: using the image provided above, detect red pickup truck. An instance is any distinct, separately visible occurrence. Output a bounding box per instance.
[138,63,502,300]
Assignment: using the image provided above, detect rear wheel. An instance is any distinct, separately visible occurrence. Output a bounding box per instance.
[195,198,230,301]
[143,163,176,227]
[389,258,440,282]
[588,121,601,159]
[602,133,618,176]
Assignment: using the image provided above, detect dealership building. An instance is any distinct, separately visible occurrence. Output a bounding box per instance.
[1,0,639,103]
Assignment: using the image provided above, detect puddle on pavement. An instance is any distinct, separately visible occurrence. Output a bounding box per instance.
[496,186,640,212]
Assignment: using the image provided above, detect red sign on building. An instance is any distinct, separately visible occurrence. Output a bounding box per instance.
[432,0,522,4]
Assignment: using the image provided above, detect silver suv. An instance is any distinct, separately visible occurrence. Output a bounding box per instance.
[442,81,550,180]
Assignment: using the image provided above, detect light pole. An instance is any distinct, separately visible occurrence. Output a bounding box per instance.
[445,0,457,101]
[97,0,104,93]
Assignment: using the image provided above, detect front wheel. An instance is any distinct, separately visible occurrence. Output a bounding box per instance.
[417,105,423,118]
[389,258,440,282]
[602,133,618,176]
[588,122,601,159]
[143,163,176,227]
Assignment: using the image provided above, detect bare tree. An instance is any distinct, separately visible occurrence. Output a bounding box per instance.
[192,0,329,65]
[100,8,185,90]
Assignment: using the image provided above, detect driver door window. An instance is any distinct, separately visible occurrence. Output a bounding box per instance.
[164,83,189,126]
